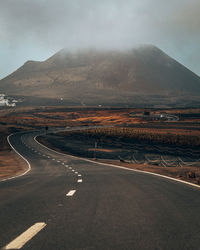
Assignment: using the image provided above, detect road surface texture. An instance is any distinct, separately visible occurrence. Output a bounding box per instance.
[1,129,200,250]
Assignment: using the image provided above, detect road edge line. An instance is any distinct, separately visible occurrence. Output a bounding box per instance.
[0,133,32,183]
[34,135,200,190]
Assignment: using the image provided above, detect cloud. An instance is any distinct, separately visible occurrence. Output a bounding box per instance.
[0,0,200,78]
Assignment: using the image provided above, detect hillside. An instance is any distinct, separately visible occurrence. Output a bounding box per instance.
[0,45,200,107]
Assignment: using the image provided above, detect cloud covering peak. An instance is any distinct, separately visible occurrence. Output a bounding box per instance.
[0,0,200,78]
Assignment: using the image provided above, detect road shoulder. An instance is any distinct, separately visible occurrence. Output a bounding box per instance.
[36,135,200,189]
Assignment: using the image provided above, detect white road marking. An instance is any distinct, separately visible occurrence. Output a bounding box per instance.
[4,222,46,249]
[75,172,78,174]
[78,174,82,177]
[65,165,68,167]
[2,133,32,182]
[72,170,75,172]
[57,160,60,163]
[52,159,55,161]
[62,162,65,165]
[66,190,76,196]
[77,179,82,183]
[69,167,72,169]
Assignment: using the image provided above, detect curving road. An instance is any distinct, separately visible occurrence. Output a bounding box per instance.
[1,129,200,250]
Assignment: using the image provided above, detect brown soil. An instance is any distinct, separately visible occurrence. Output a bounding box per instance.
[0,150,27,180]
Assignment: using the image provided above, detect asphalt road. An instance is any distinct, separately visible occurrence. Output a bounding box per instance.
[1,130,200,250]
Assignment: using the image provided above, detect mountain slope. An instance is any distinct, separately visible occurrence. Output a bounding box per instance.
[0,45,200,106]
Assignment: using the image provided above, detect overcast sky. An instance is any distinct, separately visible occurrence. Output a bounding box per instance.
[0,0,200,79]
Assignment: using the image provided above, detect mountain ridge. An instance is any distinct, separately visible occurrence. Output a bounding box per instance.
[0,45,199,106]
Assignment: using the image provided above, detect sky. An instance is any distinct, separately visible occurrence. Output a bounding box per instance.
[0,0,200,79]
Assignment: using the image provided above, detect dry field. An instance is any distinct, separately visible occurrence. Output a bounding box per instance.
[0,151,27,180]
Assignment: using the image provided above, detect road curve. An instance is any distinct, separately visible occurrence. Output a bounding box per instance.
[1,129,200,250]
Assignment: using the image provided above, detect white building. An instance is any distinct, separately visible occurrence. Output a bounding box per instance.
[0,94,16,107]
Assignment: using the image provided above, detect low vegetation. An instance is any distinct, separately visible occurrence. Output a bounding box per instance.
[64,127,200,148]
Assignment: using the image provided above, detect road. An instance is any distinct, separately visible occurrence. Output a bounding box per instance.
[1,129,200,250]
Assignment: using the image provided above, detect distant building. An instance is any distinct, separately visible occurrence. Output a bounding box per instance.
[0,93,17,107]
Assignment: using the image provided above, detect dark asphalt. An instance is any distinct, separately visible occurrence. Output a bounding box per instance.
[1,130,200,250]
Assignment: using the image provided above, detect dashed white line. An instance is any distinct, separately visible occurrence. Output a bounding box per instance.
[66,190,76,196]
[78,174,82,177]
[77,179,82,183]
[57,160,60,163]
[75,172,78,174]
[4,222,46,249]
[72,170,75,172]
